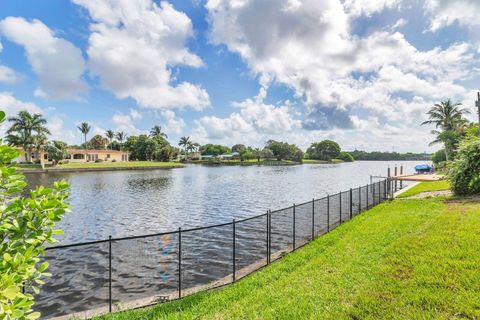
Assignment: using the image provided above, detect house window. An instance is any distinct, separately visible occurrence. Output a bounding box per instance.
[106,154,110,158]
[73,154,85,160]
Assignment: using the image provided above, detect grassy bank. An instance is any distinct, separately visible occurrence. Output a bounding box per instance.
[15,161,183,171]
[97,184,479,319]
[397,180,450,198]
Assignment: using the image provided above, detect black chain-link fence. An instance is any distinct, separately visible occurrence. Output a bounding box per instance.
[35,179,399,319]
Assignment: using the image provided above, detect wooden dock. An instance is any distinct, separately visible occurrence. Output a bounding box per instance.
[392,174,444,182]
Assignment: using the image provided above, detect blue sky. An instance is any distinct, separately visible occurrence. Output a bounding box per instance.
[0,0,479,152]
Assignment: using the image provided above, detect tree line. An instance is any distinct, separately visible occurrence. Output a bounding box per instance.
[421,98,480,196]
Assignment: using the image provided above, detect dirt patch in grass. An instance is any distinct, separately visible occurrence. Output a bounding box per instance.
[403,190,452,199]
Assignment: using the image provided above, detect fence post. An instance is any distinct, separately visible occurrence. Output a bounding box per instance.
[373,183,376,206]
[292,204,296,251]
[266,210,269,265]
[232,219,236,283]
[108,235,112,313]
[178,227,182,299]
[349,188,353,220]
[327,194,330,232]
[269,210,272,262]
[358,186,361,214]
[311,198,315,240]
[366,184,369,209]
[387,167,391,196]
[394,165,398,192]
[339,192,342,223]
[400,164,403,190]
[384,179,387,201]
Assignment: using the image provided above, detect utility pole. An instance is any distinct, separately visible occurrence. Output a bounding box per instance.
[476,92,480,138]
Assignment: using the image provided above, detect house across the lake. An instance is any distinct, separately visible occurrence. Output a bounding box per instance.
[13,148,129,164]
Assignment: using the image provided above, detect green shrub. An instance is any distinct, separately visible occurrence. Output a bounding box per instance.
[448,138,480,196]
[431,149,446,164]
[95,158,103,163]
[0,111,70,319]
[339,151,354,162]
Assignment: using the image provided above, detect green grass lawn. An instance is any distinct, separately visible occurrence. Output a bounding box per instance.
[96,195,480,320]
[15,161,183,170]
[397,180,450,198]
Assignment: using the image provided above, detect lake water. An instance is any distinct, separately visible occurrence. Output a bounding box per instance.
[28,161,417,318]
[26,161,416,245]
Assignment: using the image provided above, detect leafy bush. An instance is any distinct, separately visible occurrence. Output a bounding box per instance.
[431,149,446,164]
[44,140,69,166]
[339,151,354,162]
[0,111,70,319]
[448,138,480,196]
[95,158,103,163]
[307,140,341,161]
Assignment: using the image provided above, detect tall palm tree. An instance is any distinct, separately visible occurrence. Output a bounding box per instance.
[116,131,126,144]
[105,130,115,149]
[178,136,191,159]
[77,122,91,150]
[150,125,168,139]
[6,111,51,162]
[421,99,470,161]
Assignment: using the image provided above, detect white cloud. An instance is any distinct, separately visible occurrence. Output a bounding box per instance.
[205,0,478,151]
[343,0,401,17]
[0,64,18,84]
[0,91,42,116]
[47,115,76,144]
[192,89,300,146]
[112,112,142,135]
[74,0,210,110]
[424,0,480,31]
[161,110,184,135]
[0,17,87,99]
[391,18,407,30]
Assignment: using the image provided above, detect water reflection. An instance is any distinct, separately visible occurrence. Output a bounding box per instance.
[25,161,415,245]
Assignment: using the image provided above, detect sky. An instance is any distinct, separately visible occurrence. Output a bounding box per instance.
[0,0,479,153]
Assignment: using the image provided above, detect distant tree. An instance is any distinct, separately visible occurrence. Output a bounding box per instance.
[306,140,341,161]
[262,148,274,160]
[150,125,168,139]
[339,151,354,162]
[123,134,172,161]
[77,122,91,151]
[232,144,247,154]
[45,140,69,165]
[293,149,304,162]
[116,131,127,145]
[105,130,115,149]
[265,140,301,161]
[178,136,191,159]
[89,134,109,150]
[6,111,51,162]
[431,149,447,164]
[200,144,230,156]
[252,148,262,162]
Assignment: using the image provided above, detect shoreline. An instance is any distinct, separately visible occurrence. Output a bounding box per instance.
[16,159,348,173]
[17,165,184,174]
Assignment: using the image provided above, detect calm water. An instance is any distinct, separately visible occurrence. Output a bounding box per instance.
[26,161,416,245]
[30,161,417,318]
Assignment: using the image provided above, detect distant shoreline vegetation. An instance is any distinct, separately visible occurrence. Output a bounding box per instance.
[347,150,432,161]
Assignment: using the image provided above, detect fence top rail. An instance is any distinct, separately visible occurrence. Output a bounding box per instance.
[45,180,386,251]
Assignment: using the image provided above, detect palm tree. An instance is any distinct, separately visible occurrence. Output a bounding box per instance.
[77,122,91,150]
[116,131,126,144]
[421,99,470,161]
[150,125,168,139]
[178,136,191,159]
[105,130,115,149]
[6,111,51,162]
